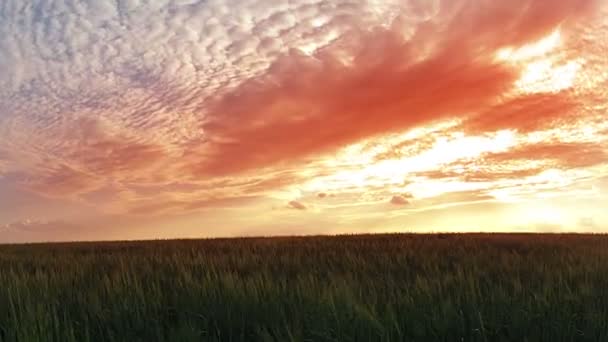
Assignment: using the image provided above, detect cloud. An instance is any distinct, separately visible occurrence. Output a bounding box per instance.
[288,200,307,210]
[19,164,102,197]
[126,195,261,216]
[415,190,495,207]
[0,0,418,212]
[0,0,606,240]
[464,93,579,133]
[1,219,78,233]
[0,160,8,177]
[189,0,599,176]
[70,139,166,177]
[194,37,513,175]
[0,217,123,243]
[421,168,544,183]
[390,195,410,206]
[484,142,608,169]
[240,172,306,195]
[0,0,602,181]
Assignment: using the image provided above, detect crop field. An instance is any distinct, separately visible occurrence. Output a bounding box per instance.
[1,233,608,341]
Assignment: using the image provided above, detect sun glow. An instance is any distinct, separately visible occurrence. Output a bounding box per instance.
[515,59,582,94]
[524,204,567,225]
[496,28,583,94]
[304,129,518,194]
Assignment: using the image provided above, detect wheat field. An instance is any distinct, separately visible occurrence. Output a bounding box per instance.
[1,233,608,341]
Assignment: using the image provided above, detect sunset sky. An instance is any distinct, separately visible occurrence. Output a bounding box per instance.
[1,0,607,242]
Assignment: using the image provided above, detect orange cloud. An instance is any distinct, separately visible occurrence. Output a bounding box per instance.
[70,139,165,177]
[390,195,410,206]
[127,195,261,216]
[464,93,579,133]
[0,0,605,241]
[414,167,544,183]
[190,0,598,176]
[21,164,102,197]
[6,117,168,201]
[483,142,608,169]
[288,200,307,210]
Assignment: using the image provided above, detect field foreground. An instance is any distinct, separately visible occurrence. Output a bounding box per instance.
[1,233,608,341]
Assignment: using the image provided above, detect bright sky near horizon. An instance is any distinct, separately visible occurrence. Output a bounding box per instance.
[0,0,607,242]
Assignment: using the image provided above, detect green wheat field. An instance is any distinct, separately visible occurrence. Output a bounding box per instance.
[2,233,608,341]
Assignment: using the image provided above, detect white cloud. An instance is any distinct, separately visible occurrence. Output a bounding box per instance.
[0,0,408,202]
[0,0,405,144]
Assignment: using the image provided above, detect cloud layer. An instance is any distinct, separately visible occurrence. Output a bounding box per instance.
[0,0,607,241]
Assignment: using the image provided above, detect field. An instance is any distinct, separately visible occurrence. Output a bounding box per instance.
[1,233,608,341]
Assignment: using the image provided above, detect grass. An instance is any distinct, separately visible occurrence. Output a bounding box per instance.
[1,233,608,341]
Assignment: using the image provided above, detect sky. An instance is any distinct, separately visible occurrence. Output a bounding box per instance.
[0,0,607,242]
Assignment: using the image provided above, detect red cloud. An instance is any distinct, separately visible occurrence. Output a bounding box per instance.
[189,0,598,176]
[20,136,166,199]
[414,167,545,183]
[412,141,607,184]
[64,118,166,177]
[483,142,608,169]
[390,195,411,206]
[16,117,168,199]
[464,93,579,133]
[288,200,307,210]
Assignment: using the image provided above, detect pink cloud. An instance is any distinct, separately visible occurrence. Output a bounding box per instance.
[390,195,411,206]
[288,200,307,210]
[187,0,598,176]
[21,164,102,197]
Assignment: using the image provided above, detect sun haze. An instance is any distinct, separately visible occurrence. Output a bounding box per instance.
[0,0,607,242]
